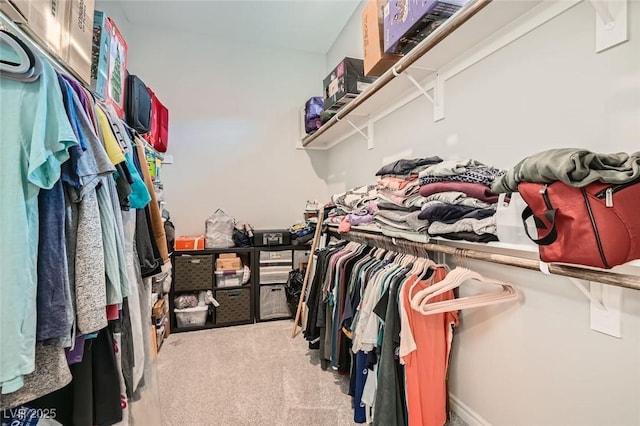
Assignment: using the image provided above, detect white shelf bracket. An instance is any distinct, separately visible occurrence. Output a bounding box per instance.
[393,66,445,121]
[590,0,628,52]
[336,116,374,150]
[568,278,606,310]
[568,278,622,338]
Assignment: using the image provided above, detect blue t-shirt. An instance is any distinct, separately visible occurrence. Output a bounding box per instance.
[0,53,78,394]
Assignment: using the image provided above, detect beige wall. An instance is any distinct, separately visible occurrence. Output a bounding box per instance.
[97,2,330,235]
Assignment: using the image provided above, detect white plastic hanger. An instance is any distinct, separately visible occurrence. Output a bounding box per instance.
[410,267,519,315]
[0,30,30,74]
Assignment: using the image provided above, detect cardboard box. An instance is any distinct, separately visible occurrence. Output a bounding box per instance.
[362,0,402,77]
[323,57,376,113]
[219,253,238,260]
[65,0,95,84]
[17,0,69,59]
[175,236,205,251]
[216,258,242,271]
[384,0,466,55]
[0,0,30,23]
[152,298,165,320]
[92,10,127,116]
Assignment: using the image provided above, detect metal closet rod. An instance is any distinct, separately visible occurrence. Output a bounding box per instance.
[302,0,493,147]
[326,229,640,291]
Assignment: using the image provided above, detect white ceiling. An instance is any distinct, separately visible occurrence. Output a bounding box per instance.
[98,0,362,54]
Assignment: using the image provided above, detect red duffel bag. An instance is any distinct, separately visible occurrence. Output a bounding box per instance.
[519,178,640,268]
[145,88,169,152]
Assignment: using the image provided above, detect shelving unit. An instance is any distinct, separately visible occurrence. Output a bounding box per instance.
[299,0,549,150]
[253,245,311,322]
[170,247,256,333]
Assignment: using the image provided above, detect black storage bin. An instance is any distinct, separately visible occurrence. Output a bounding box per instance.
[259,284,291,320]
[253,230,291,247]
[174,255,213,291]
[215,288,251,325]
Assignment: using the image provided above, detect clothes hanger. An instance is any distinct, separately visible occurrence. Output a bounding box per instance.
[0,30,32,74]
[410,267,519,315]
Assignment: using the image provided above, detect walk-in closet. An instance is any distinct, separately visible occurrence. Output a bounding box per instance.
[1,0,638,425]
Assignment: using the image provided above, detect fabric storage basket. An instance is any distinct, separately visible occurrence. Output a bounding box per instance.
[174,255,214,291]
[259,284,291,320]
[215,269,244,288]
[214,288,251,325]
[174,306,209,327]
[259,266,292,284]
[259,250,293,265]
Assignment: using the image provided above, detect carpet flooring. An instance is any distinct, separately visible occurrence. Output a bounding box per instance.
[157,320,467,426]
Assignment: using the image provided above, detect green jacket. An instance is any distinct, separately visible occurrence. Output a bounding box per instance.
[491,149,640,193]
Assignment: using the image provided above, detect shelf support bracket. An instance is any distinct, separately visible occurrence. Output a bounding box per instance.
[336,115,374,150]
[393,67,445,121]
[590,0,628,52]
[568,278,606,310]
[569,278,622,338]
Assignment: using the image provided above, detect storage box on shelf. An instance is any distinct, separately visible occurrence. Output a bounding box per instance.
[323,57,376,113]
[362,0,402,77]
[175,236,205,251]
[253,229,292,247]
[303,0,539,149]
[216,253,242,271]
[92,10,127,116]
[1,0,70,59]
[174,254,213,292]
[174,306,209,328]
[259,284,290,320]
[215,269,244,288]
[383,0,467,55]
[214,288,252,325]
[66,0,95,84]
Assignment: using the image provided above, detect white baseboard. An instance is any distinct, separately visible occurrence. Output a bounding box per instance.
[449,393,492,426]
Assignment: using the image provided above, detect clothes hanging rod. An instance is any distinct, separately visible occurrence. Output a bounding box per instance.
[302,0,492,147]
[326,229,640,291]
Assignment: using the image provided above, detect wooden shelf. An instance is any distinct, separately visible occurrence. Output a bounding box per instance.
[301,0,545,150]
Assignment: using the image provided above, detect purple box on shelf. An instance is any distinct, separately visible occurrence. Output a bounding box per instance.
[383,0,467,55]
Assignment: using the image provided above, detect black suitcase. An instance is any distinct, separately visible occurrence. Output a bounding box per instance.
[126,74,152,133]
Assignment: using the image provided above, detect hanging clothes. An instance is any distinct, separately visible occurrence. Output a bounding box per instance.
[1,31,164,425]
[0,51,77,395]
[306,238,461,426]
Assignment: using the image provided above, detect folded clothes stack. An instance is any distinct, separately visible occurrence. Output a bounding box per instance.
[325,156,507,244]
[329,185,378,232]
[417,159,505,242]
[372,156,444,241]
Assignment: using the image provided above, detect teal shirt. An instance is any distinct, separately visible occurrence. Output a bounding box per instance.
[0,56,77,394]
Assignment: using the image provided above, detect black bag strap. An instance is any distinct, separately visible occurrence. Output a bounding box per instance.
[521,206,558,246]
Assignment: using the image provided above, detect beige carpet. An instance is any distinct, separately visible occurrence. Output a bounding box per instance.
[157,320,467,426]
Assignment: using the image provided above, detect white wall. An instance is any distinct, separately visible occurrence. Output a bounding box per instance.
[97,3,329,235]
[325,1,640,425]
[325,0,367,72]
